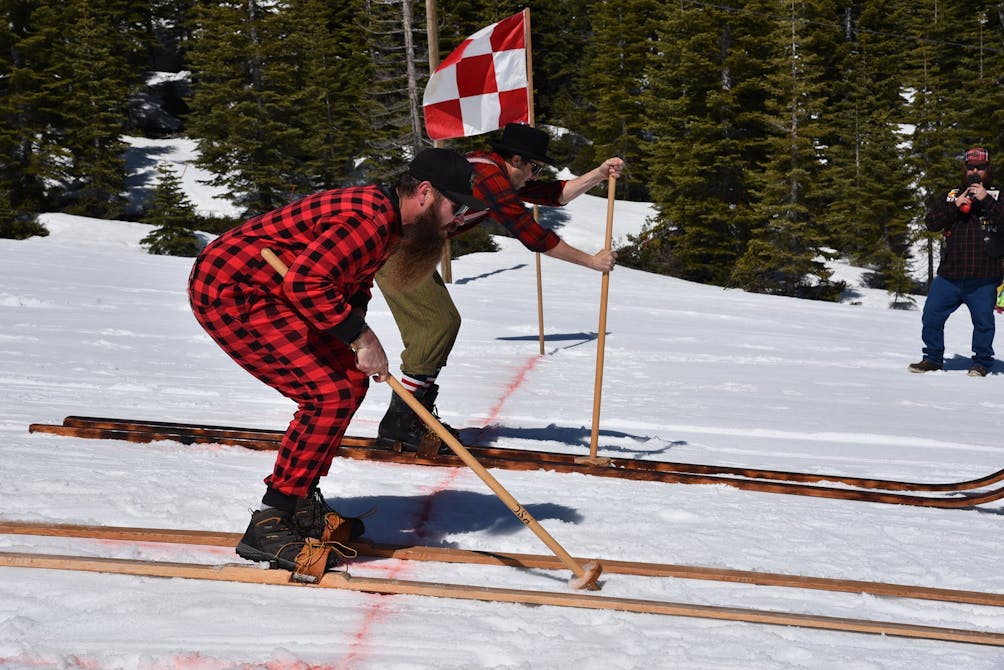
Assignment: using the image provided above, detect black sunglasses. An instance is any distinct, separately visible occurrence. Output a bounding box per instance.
[966,163,989,171]
[529,161,546,176]
[449,200,470,218]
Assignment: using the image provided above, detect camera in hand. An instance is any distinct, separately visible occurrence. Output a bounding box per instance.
[959,173,981,214]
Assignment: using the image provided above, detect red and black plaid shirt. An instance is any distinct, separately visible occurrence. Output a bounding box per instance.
[189,186,400,343]
[455,150,566,252]
[926,186,1004,281]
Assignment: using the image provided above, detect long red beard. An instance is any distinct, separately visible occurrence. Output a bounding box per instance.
[379,205,448,292]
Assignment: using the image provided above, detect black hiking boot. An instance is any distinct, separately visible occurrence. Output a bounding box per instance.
[293,489,366,543]
[236,507,338,582]
[377,384,457,453]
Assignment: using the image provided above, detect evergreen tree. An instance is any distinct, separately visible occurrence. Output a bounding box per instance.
[636,2,775,286]
[141,161,201,256]
[815,3,912,267]
[187,0,375,214]
[2,1,150,223]
[37,1,135,218]
[361,0,427,179]
[729,0,834,298]
[266,0,373,190]
[0,1,49,230]
[578,0,662,200]
[186,0,295,215]
[0,186,46,240]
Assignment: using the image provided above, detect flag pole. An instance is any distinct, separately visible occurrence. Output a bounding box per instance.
[523,8,545,356]
[426,0,453,283]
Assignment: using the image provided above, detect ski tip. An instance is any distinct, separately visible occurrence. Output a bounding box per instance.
[569,561,603,591]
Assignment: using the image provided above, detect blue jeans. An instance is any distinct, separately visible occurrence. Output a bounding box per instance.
[920,276,998,368]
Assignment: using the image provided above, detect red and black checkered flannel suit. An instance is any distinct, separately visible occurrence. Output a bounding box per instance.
[188,186,401,498]
[457,150,565,250]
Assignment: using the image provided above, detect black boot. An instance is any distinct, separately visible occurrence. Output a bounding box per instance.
[293,488,365,543]
[417,384,460,441]
[377,389,427,448]
[235,507,339,582]
[377,384,457,450]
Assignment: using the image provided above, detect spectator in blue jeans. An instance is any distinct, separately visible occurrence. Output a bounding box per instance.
[910,147,1004,377]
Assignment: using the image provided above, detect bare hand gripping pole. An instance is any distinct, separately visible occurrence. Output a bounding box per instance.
[260,248,603,590]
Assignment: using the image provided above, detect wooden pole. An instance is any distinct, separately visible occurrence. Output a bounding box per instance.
[535,251,545,355]
[260,247,600,590]
[523,9,544,355]
[387,375,602,590]
[426,0,452,283]
[578,176,616,465]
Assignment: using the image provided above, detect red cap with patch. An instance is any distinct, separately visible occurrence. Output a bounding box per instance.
[965,147,989,164]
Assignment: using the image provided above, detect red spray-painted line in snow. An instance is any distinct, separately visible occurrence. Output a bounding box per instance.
[342,356,540,664]
[474,355,542,428]
[340,468,466,667]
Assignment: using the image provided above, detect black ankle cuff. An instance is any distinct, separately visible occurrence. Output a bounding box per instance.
[262,487,298,512]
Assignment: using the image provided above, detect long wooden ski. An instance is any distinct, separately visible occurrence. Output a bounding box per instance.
[0,550,1001,647]
[45,415,1004,492]
[2,521,1002,608]
[27,418,1004,508]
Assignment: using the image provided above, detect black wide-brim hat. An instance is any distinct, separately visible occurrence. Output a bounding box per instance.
[489,123,556,166]
[408,148,488,211]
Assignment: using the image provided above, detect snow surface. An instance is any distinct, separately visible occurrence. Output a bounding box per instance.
[1,142,1003,669]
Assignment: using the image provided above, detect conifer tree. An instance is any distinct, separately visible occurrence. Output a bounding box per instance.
[265,0,373,190]
[187,0,377,213]
[361,0,427,179]
[141,161,201,257]
[578,0,662,200]
[729,0,834,298]
[520,0,593,131]
[813,2,915,296]
[186,0,296,215]
[1,1,137,221]
[0,1,49,232]
[637,2,775,286]
[40,1,135,218]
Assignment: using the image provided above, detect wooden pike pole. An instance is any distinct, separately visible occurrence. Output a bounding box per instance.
[387,375,602,590]
[260,248,602,590]
[576,176,616,466]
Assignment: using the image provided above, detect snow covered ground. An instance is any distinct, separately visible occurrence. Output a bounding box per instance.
[0,144,1002,668]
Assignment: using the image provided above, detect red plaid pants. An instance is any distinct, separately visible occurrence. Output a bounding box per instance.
[190,280,367,498]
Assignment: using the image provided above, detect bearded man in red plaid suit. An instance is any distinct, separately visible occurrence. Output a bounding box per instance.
[188,149,486,580]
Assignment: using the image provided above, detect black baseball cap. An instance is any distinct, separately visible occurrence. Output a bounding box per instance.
[408,148,488,211]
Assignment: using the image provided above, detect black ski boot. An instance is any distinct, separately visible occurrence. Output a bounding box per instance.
[293,488,366,544]
[377,389,423,448]
[377,384,457,453]
[236,507,338,583]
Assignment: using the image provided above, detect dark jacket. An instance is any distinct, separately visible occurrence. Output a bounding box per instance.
[925,185,1004,281]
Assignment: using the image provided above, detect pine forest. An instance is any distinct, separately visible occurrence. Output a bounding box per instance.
[2,0,1003,302]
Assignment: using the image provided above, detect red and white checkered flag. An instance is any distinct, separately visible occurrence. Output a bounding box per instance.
[423,12,529,141]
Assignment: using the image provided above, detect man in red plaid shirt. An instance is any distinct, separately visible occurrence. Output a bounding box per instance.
[188,148,486,580]
[909,147,1004,378]
[375,123,624,449]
